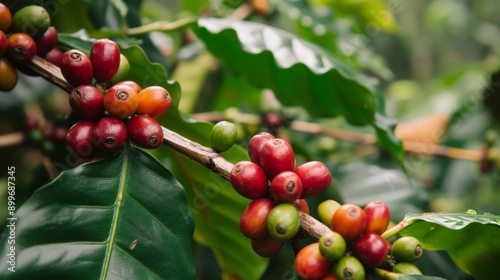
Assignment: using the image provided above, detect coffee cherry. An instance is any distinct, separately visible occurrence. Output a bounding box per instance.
[267,203,300,241]
[69,85,104,120]
[115,80,141,93]
[295,242,333,280]
[248,132,274,164]
[43,47,63,67]
[335,256,365,280]
[363,201,390,235]
[260,138,295,180]
[0,4,12,32]
[0,57,18,91]
[293,199,309,214]
[24,116,40,132]
[90,38,120,83]
[317,199,341,229]
[66,120,96,158]
[270,171,303,203]
[210,121,237,153]
[263,112,283,133]
[110,54,130,83]
[331,204,366,241]
[251,234,284,257]
[295,161,332,198]
[240,198,274,239]
[126,115,163,149]
[61,50,93,86]
[351,233,390,269]
[230,161,268,199]
[51,126,68,144]
[93,117,127,153]
[322,274,339,280]
[0,30,7,56]
[35,26,58,56]
[11,5,50,39]
[135,86,172,118]
[104,84,138,118]
[318,231,346,261]
[392,236,422,263]
[8,33,37,62]
[392,262,422,275]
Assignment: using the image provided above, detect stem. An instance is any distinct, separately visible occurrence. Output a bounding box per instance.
[125,17,198,36]
[373,268,400,280]
[381,218,414,240]
[0,132,25,147]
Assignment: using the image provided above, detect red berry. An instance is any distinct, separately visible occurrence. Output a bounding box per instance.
[0,4,12,32]
[103,84,138,118]
[24,116,40,132]
[60,50,93,86]
[251,234,284,257]
[8,33,37,62]
[230,161,268,199]
[331,204,366,241]
[351,233,390,269]
[115,80,141,93]
[43,47,63,67]
[136,86,172,118]
[363,201,390,235]
[295,161,332,198]
[247,132,274,164]
[239,198,274,239]
[0,30,7,57]
[35,26,58,56]
[66,120,96,158]
[293,199,309,214]
[90,38,120,83]
[260,138,295,180]
[93,117,127,153]
[69,85,104,120]
[270,171,303,203]
[126,115,163,149]
[264,112,283,133]
[51,126,68,144]
[294,242,333,280]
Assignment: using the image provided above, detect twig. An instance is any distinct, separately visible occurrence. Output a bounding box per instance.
[0,132,25,147]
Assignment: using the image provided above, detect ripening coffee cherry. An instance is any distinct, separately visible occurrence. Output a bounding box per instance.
[136,86,172,118]
[11,5,50,39]
[248,132,274,164]
[267,203,300,241]
[43,47,63,67]
[61,50,94,86]
[93,117,127,153]
[263,112,283,133]
[69,85,104,120]
[110,54,130,83]
[392,262,423,275]
[251,234,284,257]
[0,4,12,32]
[351,233,390,269]
[0,30,7,56]
[260,138,295,180]
[103,84,138,119]
[319,231,346,262]
[239,198,274,239]
[8,33,37,62]
[210,121,237,152]
[335,256,365,280]
[270,171,303,203]
[317,199,341,229]
[115,80,141,93]
[294,161,332,198]
[0,57,18,92]
[66,120,96,158]
[331,204,366,241]
[294,242,333,280]
[126,115,163,149]
[392,236,423,263]
[230,161,268,199]
[35,26,58,56]
[363,201,390,235]
[90,38,121,83]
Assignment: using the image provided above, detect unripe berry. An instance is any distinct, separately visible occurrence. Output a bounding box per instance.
[331,204,366,241]
[317,199,341,229]
[295,161,332,198]
[69,85,104,120]
[0,57,18,92]
[126,115,164,149]
[11,5,50,39]
[351,233,390,269]
[93,117,127,153]
[35,26,58,56]
[335,256,365,280]
[319,231,346,261]
[210,121,237,153]
[363,201,390,235]
[60,50,93,86]
[8,33,37,62]
[110,54,130,83]
[103,84,138,119]
[0,4,12,32]
[247,132,274,164]
[136,86,173,118]
[267,203,300,241]
[270,171,303,203]
[260,138,295,180]
[230,161,268,199]
[295,242,333,280]
[392,236,423,263]
[250,234,284,257]
[91,38,121,83]
[392,262,423,275]
[66,120,96,158]
[240,198,274,239]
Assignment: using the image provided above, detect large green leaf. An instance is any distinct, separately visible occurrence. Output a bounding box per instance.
[400,212,500,279]
[0,145,195,279]
[193,17,404,166]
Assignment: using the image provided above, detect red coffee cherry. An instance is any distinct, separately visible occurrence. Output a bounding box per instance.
[247,132,274,165]
[115,80,141,93]
[136,86,172,118]
[331,204,366,241]
[363,201,390,235]
[294,161,332,199]
[0,30,8,56]
[260,138,295,180]
[60,50,93,86]
[270,171,303,203]
[250,234,284,257]
[0,57,18,92]
[66,120,96,158]
[43,48,63,67]
[8,33,37,62]
[239,198,274,239]
[292,198,309,239]
[104,84,138,119]
[35,26,58,56]
[294,242,333,280]
[351,233,390,269]
[0,4,12,32]
[263,112,283,133]
[126,115,163,149]
[69,85,104,121]
[230,161,268,199]
[93,117,127,153]
[90,38,120,83]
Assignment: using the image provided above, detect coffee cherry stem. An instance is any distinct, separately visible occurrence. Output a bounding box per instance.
[380,218,416,240]
[373,268,402,280]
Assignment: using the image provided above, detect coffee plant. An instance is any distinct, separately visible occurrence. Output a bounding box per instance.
[1,0,500,279]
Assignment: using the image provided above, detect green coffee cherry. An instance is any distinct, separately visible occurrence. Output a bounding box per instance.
[393,262,423,275]
[110,54,130,84]
[317,199,341,228]
[392,236,423,262]
[12,5,50,39]
[335,256,365,280]
[319,231,346,261]
[210,121,237,152]
[267,203,300,241]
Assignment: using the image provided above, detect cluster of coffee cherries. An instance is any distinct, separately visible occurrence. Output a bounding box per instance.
[0,4,62,91]
[62,39,172,162]
[294,200,423,279]
[232,132,332,257]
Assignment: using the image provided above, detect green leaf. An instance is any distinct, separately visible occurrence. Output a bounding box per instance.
[400,212,500,279]
[0,145,195,279]
[193,17,404,166]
